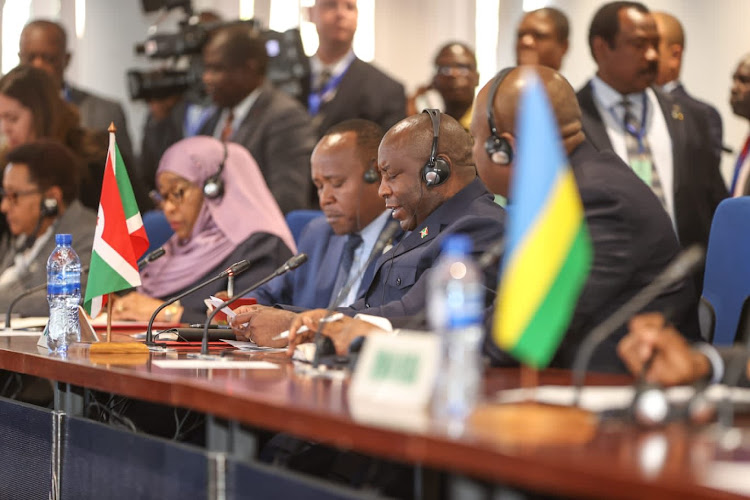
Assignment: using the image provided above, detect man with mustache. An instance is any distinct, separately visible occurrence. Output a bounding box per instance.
[577,1,727,259]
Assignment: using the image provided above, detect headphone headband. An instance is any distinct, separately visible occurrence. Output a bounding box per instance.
[484,67,515,165]
[421,109,450,187]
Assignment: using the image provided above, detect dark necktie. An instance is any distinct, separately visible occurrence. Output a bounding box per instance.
[621,98,666,207]
[330,233,363,307]
[317,68,332,92]
[220,109,234,142]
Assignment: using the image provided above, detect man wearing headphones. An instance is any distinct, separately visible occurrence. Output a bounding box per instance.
[471,65,700,372]
[0,140,96,317]
[245,119,397,318]
[233,110,506,347]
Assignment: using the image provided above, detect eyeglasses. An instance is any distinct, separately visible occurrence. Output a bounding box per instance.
[435,64,475,77]
[149,187,189,208]
[0,187,40,205]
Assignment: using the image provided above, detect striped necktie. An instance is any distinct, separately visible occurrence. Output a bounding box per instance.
[621,98,666,207]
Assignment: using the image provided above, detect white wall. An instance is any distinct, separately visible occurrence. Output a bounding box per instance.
[11,0,750,176]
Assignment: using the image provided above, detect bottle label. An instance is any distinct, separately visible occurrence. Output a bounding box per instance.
[445,283,483,329]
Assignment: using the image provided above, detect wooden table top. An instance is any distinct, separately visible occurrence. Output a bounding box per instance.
[0,334,748,500]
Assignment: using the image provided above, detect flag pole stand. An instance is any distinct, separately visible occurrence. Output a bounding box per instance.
[106,293,113,342]
[89,294,148,355]
[468,364,597,446]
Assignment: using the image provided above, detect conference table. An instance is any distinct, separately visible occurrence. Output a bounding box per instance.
[0,333,749,499]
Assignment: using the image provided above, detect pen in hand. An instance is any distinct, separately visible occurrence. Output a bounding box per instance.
[271,312,345,341]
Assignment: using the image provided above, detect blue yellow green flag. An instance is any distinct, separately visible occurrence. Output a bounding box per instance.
[492,69,592,368]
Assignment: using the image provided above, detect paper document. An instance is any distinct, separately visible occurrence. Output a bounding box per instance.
[221,339,287,353]
[152,359,280,370]
[207,296,236,320]
[493,384,750,413]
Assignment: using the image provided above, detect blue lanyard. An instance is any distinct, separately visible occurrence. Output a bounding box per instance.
[610,93,648,153]
[308,58,355,115]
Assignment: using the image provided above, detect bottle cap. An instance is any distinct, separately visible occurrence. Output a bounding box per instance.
[55,234,72,245]
[441,234,472,255]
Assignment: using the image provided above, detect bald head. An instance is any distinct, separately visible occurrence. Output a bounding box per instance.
[378,112,475,230]
[653,12,685,85]
[470,66,584,196]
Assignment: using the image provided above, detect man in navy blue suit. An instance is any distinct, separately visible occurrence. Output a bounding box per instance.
[247,119,393,312]
[233,111,506,347]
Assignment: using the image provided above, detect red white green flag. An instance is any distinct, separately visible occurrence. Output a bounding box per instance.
[83,127,149,318]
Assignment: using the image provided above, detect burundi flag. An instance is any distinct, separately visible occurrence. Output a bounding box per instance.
[83,127,149,318]
[492,69,592,368]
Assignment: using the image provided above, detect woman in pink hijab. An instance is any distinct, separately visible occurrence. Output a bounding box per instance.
[113,136,296,323]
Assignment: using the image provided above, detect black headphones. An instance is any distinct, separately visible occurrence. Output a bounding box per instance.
[485,67,515,165]
[40,197,59,217]
[203,142,228,199]
[421,109,451,187]
[363,159,379,184]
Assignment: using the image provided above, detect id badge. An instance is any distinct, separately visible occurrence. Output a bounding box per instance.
[629,155,653,186]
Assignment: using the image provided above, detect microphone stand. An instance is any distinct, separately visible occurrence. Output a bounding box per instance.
[570,245,705,406]
[145,260,250,346]
[311,221,401,367]
[198,254,309,356]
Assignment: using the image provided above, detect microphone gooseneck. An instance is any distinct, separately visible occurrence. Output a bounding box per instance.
[570,244,705,405]
[137,247,166,271]
[145,259,250,345]
[312,221,400,367]
[199,253,308,355]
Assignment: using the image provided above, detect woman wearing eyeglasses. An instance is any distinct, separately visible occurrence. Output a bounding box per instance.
[112,136,297,324]
[0,140,96,317]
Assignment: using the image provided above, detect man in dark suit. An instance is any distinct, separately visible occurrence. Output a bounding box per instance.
[199,24,317,213]
[249,119,395,310]
[515,7,570,71]
[307,0,405,138]
[730,54,750,196]
[653,11,724,165]
[470,65,699,373]
[576,1,727,253]
[233,112,506,347]
[18,19,134,165]
[407,42,479,131]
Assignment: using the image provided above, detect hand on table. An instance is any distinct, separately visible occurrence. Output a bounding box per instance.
[286,310,388,356]
[111,292,181,322]
[229,305,294,348]
[617,313,710,386]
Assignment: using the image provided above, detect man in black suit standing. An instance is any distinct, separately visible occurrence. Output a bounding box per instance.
[307,0,405,138]
[200,24,317,213]
[18,20,134,167]
[653,11,724,166]
[576,1,727,253]
[471,66,699,372]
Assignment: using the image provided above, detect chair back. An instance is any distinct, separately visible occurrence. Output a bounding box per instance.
[702,197,750,345]
[285,210,323,244]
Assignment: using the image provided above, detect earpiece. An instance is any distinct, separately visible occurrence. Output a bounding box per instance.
[203,142,228,200]
[40,198,58,218]
[421,109,451,187]
[485,68,515,166]
[363,160,379,184]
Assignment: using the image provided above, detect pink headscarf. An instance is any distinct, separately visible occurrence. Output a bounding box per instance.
[140,136,296,297]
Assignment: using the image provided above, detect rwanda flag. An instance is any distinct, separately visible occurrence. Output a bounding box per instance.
[492,69,592,368]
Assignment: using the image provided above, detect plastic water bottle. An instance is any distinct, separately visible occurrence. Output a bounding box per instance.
[428,234,485,422]
[47,234,81,353]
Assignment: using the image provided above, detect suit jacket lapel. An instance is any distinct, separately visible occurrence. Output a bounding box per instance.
[578,81,615,152]
[357,221,404,298]
[318,232,346,303]
[653,88,685,196]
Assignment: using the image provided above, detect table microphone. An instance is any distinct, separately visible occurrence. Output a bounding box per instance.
[138,247,166,271]
[4,265,90,330]
[145,259,251,345]
[199,253,308,355]
[570,244,705,406]
[312,221,401,367]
